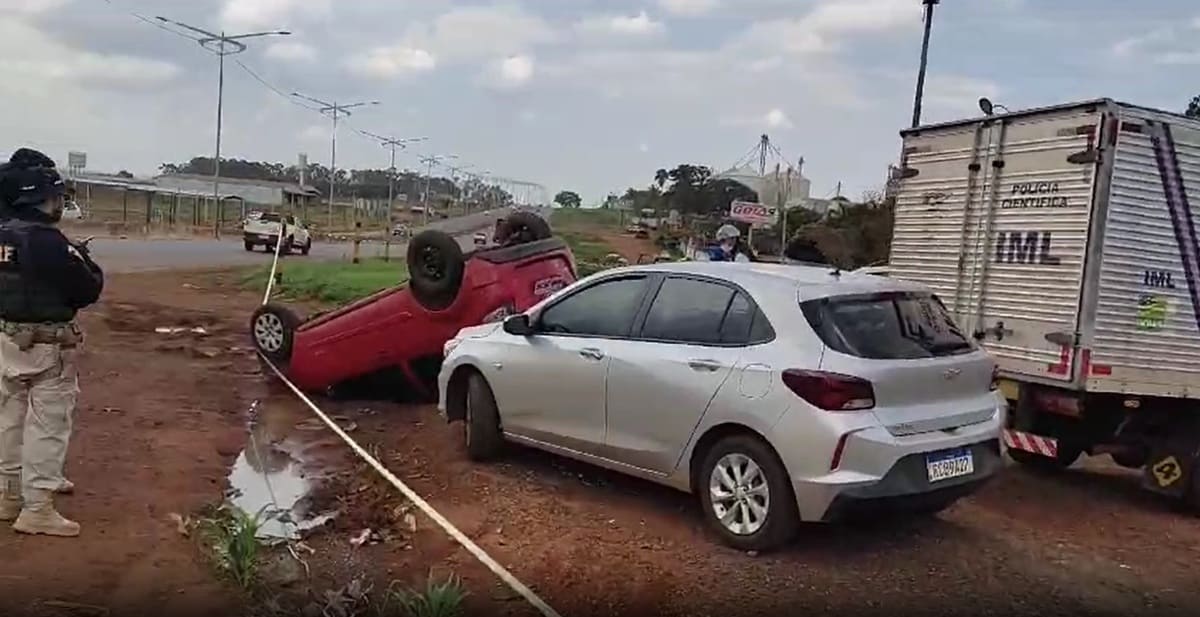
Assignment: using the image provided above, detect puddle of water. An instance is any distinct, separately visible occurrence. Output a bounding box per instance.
[226,399,340,540]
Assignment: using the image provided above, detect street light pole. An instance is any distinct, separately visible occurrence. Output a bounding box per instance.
[155,17,290,238]
[358,130,427,231]
[291,92,380,230]
[418,154,457,227]
[910,0,940,129]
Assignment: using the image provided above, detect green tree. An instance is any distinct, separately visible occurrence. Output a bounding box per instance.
[554,190,583,208]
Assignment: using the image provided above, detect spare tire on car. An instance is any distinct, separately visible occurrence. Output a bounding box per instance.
[497,212,552,246]
[407,229,466,311]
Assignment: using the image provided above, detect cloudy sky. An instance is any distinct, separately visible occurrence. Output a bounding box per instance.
[1,0,1197,203]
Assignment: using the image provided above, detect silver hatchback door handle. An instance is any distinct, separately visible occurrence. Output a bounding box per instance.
[687,359,722,372]
[579,347,605,361]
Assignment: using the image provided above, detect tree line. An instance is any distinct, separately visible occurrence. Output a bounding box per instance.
[158,156,514,207]
[556,163,893,268]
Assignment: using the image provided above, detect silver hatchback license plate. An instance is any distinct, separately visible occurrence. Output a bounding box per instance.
[926,448,974,483]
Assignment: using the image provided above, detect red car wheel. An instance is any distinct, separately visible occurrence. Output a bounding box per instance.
[407,230,466,311]
[251,303,302,364]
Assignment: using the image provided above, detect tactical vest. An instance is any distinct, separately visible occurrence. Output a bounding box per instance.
[0,219,76,324]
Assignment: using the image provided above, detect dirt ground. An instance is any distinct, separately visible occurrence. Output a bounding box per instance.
[2,269,1200,617]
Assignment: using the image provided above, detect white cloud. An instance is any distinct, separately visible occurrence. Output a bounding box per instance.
[733,0,920,56]
[348,46,436,80]
[299,124,327,142]
[399,6,558,63]
[265,41,317,62]
[492,54,535,88]
[1155,51,1200,65]
[0,21,178,91]
[658,0,719,17]
[724,108,794,130]
[577,11,665,36]
[0,0,68,14]
[765,108,793,129]
[638,143,650,153]
[1111,28,1173,58]
[221,0,331,31]
[923,75,999,118]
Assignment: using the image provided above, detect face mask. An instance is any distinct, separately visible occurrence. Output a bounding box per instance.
[40,195,64,223]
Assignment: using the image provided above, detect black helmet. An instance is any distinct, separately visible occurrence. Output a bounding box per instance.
[0,148,65,209]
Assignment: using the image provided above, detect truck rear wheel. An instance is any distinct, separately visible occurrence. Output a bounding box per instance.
[407,230,466,311]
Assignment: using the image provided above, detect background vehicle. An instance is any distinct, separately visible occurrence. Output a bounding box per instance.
[888,98,1200,509]
[473,231,488,246]
[438,262,1004,551]
[61,200,84,221]
[243,212,312,255]
[250,212,573,396]
[392,223,410,238]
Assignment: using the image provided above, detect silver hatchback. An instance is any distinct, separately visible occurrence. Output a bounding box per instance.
[438,262,1006,551]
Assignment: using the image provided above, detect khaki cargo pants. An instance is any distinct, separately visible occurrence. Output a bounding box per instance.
[0,333,78,507]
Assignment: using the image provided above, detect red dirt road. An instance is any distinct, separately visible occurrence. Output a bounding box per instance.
[2,269,1199,617]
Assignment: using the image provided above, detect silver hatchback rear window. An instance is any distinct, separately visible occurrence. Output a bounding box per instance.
[801,291,975,360]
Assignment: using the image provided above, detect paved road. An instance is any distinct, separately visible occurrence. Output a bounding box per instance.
[90,207,548,273]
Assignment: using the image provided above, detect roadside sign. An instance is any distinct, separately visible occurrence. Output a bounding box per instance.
[729,200,777,225]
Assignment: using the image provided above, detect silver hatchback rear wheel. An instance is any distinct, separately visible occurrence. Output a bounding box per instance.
[698,434,799,552]
[709,453,771,536]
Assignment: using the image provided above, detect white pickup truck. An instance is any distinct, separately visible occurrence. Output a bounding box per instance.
[242,212,312,255]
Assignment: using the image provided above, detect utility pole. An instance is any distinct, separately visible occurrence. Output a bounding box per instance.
[911,0,941,129]
[155,16,290,239]
[418,154,457,227]
[447,163,475,216]
[358,130,427,231]
[292,92,380,230]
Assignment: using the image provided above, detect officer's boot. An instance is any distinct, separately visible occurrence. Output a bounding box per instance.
[12,490,80,537]
[0,476,22,521]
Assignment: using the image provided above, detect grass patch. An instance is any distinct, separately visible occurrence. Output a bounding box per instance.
[550,207,623,229]
[557,230,624,277]
[380,573,468,617]
[243,258,408,304]
[194,503,271,589]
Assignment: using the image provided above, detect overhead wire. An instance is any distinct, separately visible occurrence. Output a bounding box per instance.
[97,0,545,200]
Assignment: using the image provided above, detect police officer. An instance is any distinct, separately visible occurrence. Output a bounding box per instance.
[0,148,103,537]
[703,224,755,262]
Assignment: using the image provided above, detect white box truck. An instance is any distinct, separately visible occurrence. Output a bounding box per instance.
[887,98,1200,508]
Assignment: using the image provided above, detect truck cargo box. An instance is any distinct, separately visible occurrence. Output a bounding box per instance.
[889,99,1200,398]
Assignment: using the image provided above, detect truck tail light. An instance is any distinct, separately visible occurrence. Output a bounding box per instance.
[781,369,875,411]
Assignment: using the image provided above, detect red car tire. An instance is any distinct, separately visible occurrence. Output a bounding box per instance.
[498,212,552,246]
[251,302,302,365]
[407,230,466,311]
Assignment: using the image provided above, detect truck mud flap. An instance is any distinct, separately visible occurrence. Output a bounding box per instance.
[1002,429,1058,458]
[1140,422,1200,498]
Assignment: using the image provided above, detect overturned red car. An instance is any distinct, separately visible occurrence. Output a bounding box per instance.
[250,212,575,397]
